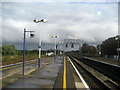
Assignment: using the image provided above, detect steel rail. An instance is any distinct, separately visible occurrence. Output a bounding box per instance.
[68,55,120,89]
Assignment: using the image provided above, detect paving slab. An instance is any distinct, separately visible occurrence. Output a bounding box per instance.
[2,56,62,89]
[53,56,76,89]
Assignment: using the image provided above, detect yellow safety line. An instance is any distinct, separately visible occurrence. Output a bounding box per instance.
[0,61,37,71]
[63,56,67,90]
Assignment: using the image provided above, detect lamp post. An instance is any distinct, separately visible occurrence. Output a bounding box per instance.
[34,19,48,68]
[61,41,64,59]
[52,35,59,61]
[23,28,35,76]
[59,41,63,59]
[115,35,120,66]
[99,43,102,57]
[60,41,63,55]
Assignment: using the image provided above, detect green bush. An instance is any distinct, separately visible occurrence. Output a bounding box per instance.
[2,44,17,55]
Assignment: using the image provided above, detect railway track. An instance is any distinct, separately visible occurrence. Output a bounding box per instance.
[68,55,120,90]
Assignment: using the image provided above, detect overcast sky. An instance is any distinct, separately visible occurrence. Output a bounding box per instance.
[1,0,119,48]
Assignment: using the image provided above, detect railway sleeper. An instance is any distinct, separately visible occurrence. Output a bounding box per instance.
[69,56,120,89]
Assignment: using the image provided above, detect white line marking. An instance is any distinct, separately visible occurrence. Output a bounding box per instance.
[25,69,36,75]
[67,56,90,90]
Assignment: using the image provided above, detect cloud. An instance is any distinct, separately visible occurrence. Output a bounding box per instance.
[1,0,119,2]
[2,1,118,46]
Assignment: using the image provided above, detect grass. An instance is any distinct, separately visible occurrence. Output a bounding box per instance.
[2,53,51,65]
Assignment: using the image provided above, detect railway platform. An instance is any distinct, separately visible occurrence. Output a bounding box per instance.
[2,56,89,89]
[53,56,89,89]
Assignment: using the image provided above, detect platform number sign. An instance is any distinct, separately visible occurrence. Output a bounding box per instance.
[65,43,68,48]
[71,43,74,48]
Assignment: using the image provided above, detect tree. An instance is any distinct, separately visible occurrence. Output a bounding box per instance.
[0,46,2,55]
[82,43,97,55]
[89,45,98,54]
[101,36,118,57]
[82,43,89,54]
[2,44,17,55]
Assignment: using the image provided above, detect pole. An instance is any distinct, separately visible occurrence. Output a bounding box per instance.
[63,41,65,57]
[22,28,35,76]
[118,36,119,66]
[99,44,101,57]
[60,42,62,59]
[23,28,26,76]
[46,43,47,55]
[38,31,41,68]
[55,38,56,56]
[54,38,56,61]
